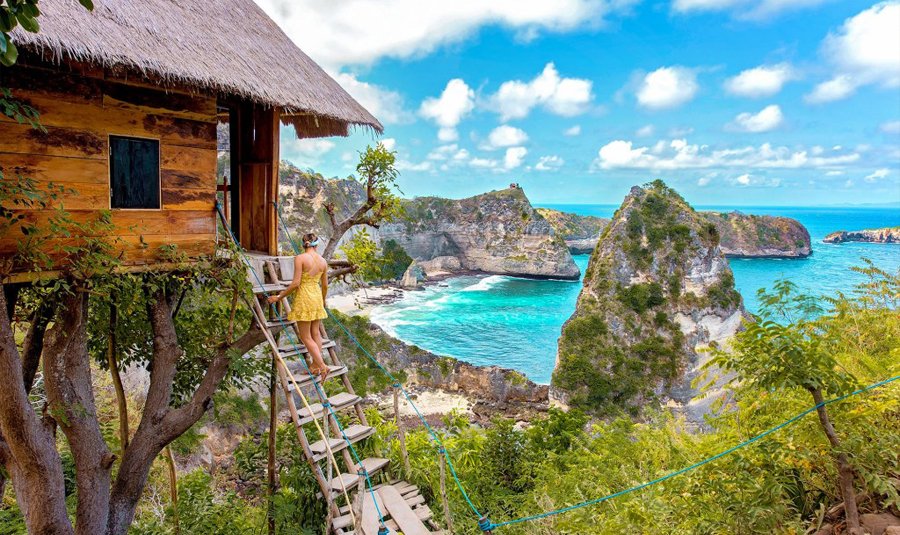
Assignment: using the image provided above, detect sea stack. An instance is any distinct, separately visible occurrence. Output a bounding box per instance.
[552,181,745,417]
[823,227,900,244]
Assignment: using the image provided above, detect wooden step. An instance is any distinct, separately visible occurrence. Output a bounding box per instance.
[308,425,374,462]
[295,392,360,425]
[264,317,296,330]
[252,283,286,295]
[285,364,347,389]
[279,338,336,357]
[414,505,433,522]
[377,485,430,535]
[329,457,390,492]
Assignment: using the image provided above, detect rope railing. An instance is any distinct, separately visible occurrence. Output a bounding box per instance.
[216,202,388,529]
[272,200,899,533]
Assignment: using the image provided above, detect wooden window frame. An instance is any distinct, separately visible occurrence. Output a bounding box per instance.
[107,134,163,211]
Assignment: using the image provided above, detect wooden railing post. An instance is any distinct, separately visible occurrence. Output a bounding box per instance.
[438,448,454,534]
[352,470,366,533]
[394,384,412,477]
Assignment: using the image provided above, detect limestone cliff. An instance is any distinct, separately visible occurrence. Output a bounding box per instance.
[705,211,811,258]
[552,181,745,417]
[377,186,580,280]
[823,227,900,244]
[536,208,609,254]
[277,163,578,279]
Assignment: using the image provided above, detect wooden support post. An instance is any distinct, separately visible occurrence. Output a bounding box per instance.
[267,354,277,535]
[439,449,454,534]
[394,385,412,477]
[352,470,366,534]
[164,446,180,534]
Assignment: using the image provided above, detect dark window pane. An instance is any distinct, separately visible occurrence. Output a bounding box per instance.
[110,136,160,209]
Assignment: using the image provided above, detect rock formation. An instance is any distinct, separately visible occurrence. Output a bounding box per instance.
[823,227,900,244]
[276,162,579,280]
[541,205,812,259]
[536,208,609,254]
[377,186,580,280]
[552,181,745,417]
[705,211,811,257]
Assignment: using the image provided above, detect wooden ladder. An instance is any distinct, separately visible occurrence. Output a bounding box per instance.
[245,259,440,535]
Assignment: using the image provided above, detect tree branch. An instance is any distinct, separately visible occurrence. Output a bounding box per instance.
[21,297,53,393]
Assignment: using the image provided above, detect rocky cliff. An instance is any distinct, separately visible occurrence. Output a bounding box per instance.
[823,227,900,244]
[552,181,745,417]
[378,186,580,280]
[705,211,811,258]
[536,208,609,254]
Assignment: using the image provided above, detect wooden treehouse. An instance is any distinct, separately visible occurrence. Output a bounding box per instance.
[1,1,443,533]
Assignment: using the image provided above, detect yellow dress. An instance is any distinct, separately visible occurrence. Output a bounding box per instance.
[288,271,328,322]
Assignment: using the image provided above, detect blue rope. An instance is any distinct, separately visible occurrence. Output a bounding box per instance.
[274,202,485,519]
[487,375,900,530]
[215,202,387,527]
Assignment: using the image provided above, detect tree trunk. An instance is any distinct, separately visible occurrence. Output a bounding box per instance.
[107,302,130,458]
[42,291,114,535]
[21,298,53,392]
[810,387,861,534]
[0,286,72,534]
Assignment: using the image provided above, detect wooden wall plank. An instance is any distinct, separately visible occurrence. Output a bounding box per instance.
[160,145,217,190]
[0,123,107,159]
[0,153,108,184]
[0,180,109,211]
[0,234,217,264]
[102,81,216,122]
[4,210,216,237]
[161,188,216,211]
[0,94,216,149]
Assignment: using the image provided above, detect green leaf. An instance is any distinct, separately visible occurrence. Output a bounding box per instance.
[21,3,39,18]
[78,0,94,11]
[0,40,17,66]
[15,12,38,33]
[0,33,6,55]
[0,11,16,32]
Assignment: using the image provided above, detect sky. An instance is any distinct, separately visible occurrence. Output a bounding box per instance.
[253,0,900,206]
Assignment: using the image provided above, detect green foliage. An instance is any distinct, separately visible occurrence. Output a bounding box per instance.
[616,282,665,314]
[339,233,412,283]
[705,271,742,309]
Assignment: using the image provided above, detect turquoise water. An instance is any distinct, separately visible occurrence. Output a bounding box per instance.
[371,207,899,384]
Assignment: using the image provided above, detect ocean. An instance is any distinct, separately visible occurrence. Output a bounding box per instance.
[370,206,899,384]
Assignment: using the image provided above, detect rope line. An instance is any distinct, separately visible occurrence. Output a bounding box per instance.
[489,375,900,530]
[275,202,484,519]
[216,202,387,527]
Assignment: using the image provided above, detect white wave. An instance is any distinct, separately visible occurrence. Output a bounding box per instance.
[461,275,509,292]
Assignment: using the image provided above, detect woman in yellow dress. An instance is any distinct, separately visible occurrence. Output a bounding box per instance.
[267,233,330,380]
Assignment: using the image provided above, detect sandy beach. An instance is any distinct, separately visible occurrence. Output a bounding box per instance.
[327,284,407,316]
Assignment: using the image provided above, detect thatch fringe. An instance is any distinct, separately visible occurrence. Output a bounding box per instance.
[12,0,383,138]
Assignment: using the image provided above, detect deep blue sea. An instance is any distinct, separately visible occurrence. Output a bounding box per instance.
[371,206,899,384]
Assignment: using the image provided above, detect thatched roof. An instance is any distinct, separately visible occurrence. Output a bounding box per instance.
[12,0,383,138]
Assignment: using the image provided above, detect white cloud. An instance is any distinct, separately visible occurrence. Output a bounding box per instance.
[724,63,795,98]
[805,75,858,104]
[535,155,565,171]
[697,173,716,186]
[288,139,336,157]
[427,144,471,162]
[380,138,397,151]
[594,138,860,170]
[470,157,499,169]
[729,104,784,133]
[864,168,891,182]
[673,0,830,19]
[636,124,655,137]
[333,73,411,124]
[490,63,593,121]
[735,173,752,185]
[483,125,529,150]
[636,67,699,110]
[564,125,582,136]
[844,179,854,187]
[504,147,528,169]
[254,0,638,69]
[807,2,900,103]
[825,170,844,176]
[395,159,433,172]
[420,79,475,141]
[880,120,900,134]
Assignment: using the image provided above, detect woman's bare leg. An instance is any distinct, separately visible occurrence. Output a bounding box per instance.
[298,321,327,379]
[311,319,325,360]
